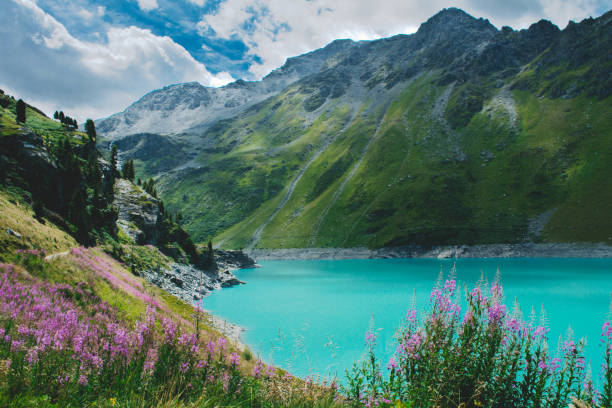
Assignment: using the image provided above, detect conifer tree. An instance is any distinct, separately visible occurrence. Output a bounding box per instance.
[110,145,118,178]
[32,198,45,220]
[59,111,65,123]
[158,200,165,217]
[53,111,59,120]
[16,99,26,123]
[129,160,135,181]
[85,119,97,143]
[121,159,135,181]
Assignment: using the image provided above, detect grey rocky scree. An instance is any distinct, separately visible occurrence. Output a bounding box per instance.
[139,248,256,303]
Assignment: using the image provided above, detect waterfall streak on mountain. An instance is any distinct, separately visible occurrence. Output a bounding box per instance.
[340,108,417,246]
[245,109,357,249]
[308,110,391,246]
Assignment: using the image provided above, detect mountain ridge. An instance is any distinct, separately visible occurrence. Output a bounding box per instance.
[96,37,358,140]
[96,7,612,249]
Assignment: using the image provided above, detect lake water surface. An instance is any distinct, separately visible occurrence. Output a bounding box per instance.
[203,258,612,383]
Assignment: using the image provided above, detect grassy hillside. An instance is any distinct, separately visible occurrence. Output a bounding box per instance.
[169,72,611,249]
[0,95,87,146]
[0,186,341,407]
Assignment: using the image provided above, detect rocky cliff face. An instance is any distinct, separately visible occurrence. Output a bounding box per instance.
[113,178,160,244]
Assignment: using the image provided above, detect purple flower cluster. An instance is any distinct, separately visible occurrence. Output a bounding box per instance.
[365,331,377,347]
[15,249,46,257]
[0,261,271,403]
[70,247,165,311]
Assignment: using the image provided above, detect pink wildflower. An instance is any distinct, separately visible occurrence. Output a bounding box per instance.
[229,352,240,367]
[78,374,88,386]
[365,331,376,346]
[487,303,506,325]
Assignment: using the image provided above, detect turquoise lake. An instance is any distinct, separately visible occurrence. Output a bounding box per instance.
[202,258,612,384]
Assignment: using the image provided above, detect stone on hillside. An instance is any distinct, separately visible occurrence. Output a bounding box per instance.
[113,179,160,244]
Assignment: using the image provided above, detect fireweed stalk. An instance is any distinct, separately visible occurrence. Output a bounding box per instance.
[344,278,611,408]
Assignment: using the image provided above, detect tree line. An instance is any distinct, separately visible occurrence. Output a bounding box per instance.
[9,95,199,262]
[54,110,78,129]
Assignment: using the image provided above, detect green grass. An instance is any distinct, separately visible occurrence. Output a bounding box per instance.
[0,97,86,147]
[0,188,78,260]
[210,73,612,249]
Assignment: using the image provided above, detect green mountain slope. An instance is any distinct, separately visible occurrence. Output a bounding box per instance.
[100,8,612,249]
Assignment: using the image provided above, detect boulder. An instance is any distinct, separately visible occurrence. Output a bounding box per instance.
[113,179,160,244]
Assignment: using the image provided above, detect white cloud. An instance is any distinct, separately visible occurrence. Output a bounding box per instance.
[539,0,600,28]
[197,0,455,78]
[136,0,158,12]
[199,0,604,79]
[0,0,232,119]
[76,8,94,20]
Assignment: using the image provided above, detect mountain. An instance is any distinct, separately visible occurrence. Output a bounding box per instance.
[96,38,357,140]
[96,8,612,249]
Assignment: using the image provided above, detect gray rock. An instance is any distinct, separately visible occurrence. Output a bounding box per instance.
[6,228,21,238]
[124,243,256,304]
[113,179,160,244]
[170,276,184,288]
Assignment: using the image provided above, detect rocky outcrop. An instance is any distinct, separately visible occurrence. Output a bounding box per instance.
[138,250,255,303]
[113,179,160,244]
[140,262,235,303]
[112,178,254,299]
[214,249,258,271]
[0,128,57,193]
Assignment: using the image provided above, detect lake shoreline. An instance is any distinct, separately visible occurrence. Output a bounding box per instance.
[246,242,612,261]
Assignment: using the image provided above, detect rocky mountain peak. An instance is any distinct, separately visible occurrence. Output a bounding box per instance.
[416,7,497,40]
[137,82,210,111]
[264,38,356,80]
[525,19,561,41]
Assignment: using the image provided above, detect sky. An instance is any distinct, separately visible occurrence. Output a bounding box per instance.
[0,0,609,121]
